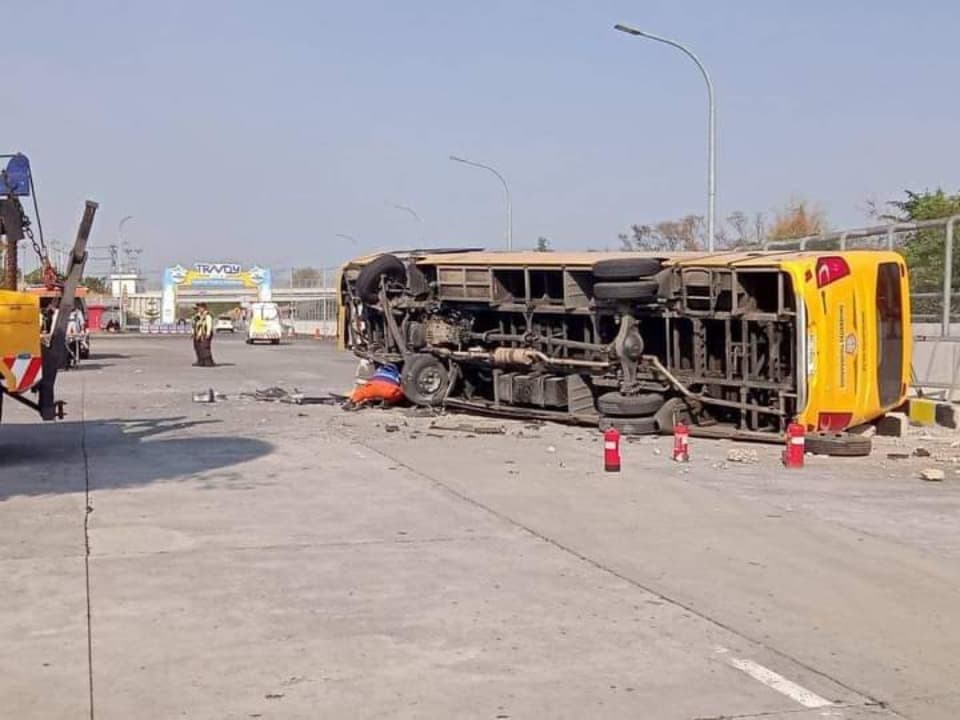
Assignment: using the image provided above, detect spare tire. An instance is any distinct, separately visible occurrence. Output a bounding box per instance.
[593,280,660,301]
[804,431,872,457]
[597,392,664,417]
[593,257,663,280]
[355,254,408,304]
[599,415,658,436]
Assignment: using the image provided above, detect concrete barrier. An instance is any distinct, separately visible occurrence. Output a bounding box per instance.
[292,320,337,338]
[912,323,960,401]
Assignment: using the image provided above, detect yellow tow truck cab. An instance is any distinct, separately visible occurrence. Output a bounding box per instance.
[0,289,43,395]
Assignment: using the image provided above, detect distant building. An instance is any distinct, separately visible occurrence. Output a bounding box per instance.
[109,272,145,297]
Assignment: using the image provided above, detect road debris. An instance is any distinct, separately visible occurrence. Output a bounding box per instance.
[192,388,223,403]
[404,406,441,418]
[428,422,506,435]
[242,386,343,405]
[727,448,759,464]
[921,468,945,482]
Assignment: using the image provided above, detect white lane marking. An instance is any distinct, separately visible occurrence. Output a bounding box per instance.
[715,648,834,709]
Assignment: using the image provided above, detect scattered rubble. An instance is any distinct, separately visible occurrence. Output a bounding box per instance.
[242,386,343,405]
[404,406,441,418]
[192,389,226,403]
[428,422,506,435]
[727,448,759,464]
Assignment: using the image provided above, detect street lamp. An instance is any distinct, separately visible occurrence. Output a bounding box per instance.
[614,23,717,252]
[449,155,513,251]
[386,202,424,244]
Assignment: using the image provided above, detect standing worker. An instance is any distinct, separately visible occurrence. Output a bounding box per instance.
[192,303,216,367]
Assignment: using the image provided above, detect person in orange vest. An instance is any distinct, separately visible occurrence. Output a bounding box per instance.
[192,303,216,367]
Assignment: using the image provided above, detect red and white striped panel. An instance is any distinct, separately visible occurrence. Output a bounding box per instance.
[2,355,43,393]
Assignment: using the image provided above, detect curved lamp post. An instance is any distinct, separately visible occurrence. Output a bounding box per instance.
[449,155,513,250]
[386,202,423,244]
[614,23,716,252]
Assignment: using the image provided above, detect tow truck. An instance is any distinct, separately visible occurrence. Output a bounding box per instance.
[0,152,97,424]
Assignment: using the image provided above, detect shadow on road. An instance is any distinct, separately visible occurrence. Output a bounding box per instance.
[75,363,117,371]
[0,416,273,501]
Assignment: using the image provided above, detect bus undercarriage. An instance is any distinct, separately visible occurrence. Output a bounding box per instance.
[343,253,807,445]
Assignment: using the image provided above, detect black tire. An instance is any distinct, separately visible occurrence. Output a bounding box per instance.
[599,415,658,436]
[597,391,664,417]
[271,339,280,345]
[593,280,660,301]
[355,254,408,304]
[593,257,663,280]
[804,431,872,457]
[401,354,450,406]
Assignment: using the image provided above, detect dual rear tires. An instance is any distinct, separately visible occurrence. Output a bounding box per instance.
[597,392,664,417]
[597,391,665,436]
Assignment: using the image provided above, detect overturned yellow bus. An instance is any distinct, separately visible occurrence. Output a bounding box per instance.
[339,249,910,455]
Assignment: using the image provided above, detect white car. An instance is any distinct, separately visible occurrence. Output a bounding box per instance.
[246,302,283,344]
[215,315,236,333]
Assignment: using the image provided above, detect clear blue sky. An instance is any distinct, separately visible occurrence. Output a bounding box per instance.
[6,0,958,280]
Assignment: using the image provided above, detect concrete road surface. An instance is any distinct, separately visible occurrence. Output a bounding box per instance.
[2,335,959,719]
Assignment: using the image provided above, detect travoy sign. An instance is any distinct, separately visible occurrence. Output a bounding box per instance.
[194,262,242,277]
[161,263,271,324]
